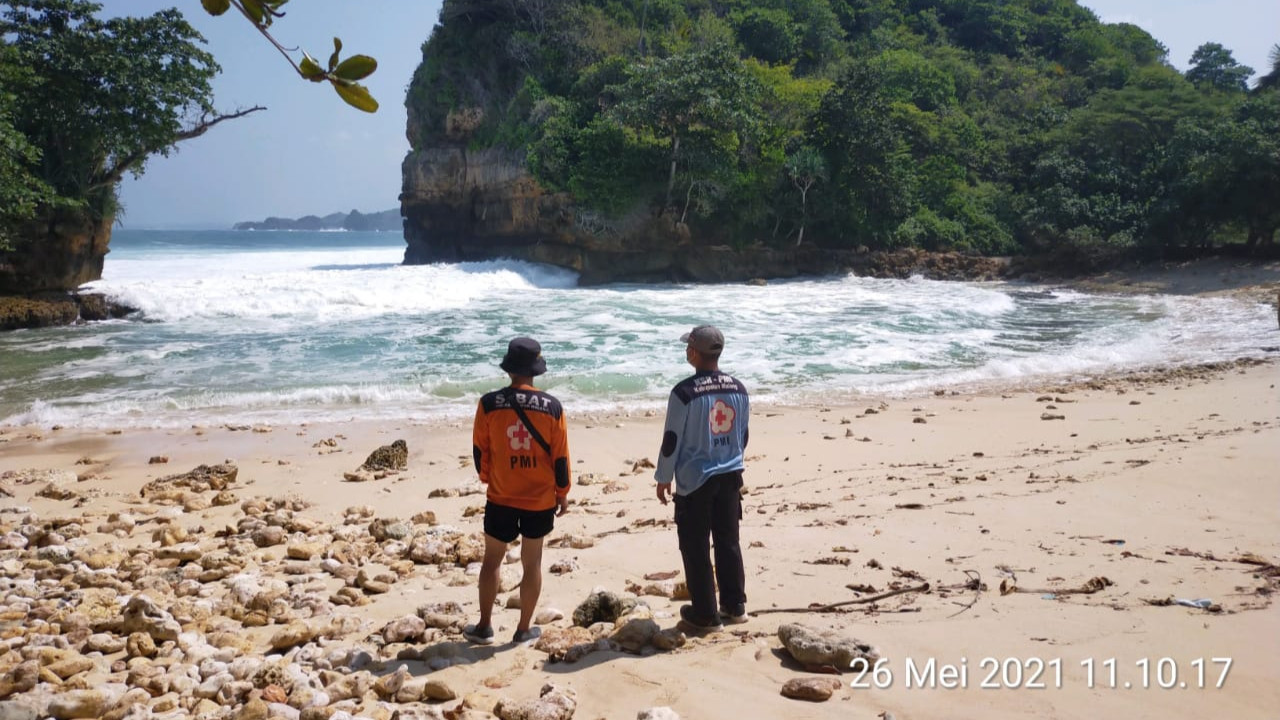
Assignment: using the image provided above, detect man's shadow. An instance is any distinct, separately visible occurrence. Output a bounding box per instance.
[369,639,502,678]
[369,615,743,681]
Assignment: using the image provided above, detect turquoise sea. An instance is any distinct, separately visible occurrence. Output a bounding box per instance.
[0,229,1275,428]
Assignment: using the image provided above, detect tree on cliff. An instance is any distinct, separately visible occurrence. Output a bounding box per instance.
[405,0,1273,260]
[0,0,262,253]
[785,146,825,247]
[0,45,53,251]
[1255,44,1280,93]
[609,41,764,212]
[1185,42,1253,93]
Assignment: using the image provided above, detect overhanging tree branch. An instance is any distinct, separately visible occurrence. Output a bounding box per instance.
[87,105,266,192]
[203,0,380,112]
[227,0,302,75]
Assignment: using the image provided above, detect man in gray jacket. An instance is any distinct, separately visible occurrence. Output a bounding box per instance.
[655,325,750,633]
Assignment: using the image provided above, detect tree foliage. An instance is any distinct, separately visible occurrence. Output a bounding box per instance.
[1185,42,1253,93]
[200,0,380,112]
[608,42,763,209]
[0,0,260,250]
[407,0,1279,255]
[0,46,55,251]
[1255,44,1280,93]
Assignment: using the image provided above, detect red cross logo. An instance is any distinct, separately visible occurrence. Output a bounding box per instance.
[710,400,735,435]
[507,421,532,450]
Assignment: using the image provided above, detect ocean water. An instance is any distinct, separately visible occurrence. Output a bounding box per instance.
[0,229,1275,429]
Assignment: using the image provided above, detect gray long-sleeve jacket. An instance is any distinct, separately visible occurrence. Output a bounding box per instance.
[654,370,750,496]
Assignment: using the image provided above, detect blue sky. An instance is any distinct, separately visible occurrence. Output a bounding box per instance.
[106,0,442,229]
[107,0,1279,229]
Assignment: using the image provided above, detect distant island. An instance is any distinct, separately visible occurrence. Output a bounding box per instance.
[233,208,401,232]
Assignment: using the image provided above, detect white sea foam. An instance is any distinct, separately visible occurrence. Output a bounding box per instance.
[89,253,578,325]
[2,230,1276,428]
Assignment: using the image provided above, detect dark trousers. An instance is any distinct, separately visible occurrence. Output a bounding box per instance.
[674,471,745,620]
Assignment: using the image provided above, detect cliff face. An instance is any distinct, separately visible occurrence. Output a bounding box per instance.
[400,144,692,285]
[0,211,112,294]
[399,12,1005,284]
[400,145,1010,285]
[401,145,563,261]
[0,211,135,330]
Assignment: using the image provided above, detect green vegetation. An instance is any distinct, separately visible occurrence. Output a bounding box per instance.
[0,0,258,253]
[407,0,1279,258]
[0,44,54,251]
[200,0,380,112]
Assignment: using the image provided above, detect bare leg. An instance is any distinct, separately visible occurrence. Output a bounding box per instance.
[476,533,508,631]
[515,536,545,634]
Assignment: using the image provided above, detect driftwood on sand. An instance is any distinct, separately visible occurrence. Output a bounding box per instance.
[749,583,931,616]
[946,570,984,618]
[999,576,1113,596]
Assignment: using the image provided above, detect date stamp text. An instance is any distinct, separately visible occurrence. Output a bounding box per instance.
[849,657,1233,690]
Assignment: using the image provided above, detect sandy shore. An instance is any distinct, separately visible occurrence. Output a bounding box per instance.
[1,350,1278,718]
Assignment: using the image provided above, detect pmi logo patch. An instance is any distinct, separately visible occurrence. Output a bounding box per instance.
[507,421,533,450]
[709,400,735,435]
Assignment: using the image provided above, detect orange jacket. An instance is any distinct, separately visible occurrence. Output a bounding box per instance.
[472,383,571,511]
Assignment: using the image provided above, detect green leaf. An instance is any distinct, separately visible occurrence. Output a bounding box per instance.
[333,55,377,82]
[333,81,379,113]
[241,0,266,25]
[201,0,231,16]
[329,37,343,71]
[299,53,326,81]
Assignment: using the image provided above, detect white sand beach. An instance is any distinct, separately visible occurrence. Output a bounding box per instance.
[1,343,1277,718]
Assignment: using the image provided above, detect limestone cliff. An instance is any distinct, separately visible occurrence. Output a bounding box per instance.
[400,144,699,285]
[399,144,1009,285]
[0,211,134,330]
[0,211,112,294]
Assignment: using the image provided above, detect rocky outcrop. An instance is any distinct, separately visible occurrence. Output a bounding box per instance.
[400,145,1009,285]
[0,211,113,294]
[0,210,134,330]
[400,145,616,276]
[0,292,135,331]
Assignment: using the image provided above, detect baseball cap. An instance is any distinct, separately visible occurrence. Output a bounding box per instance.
[681,325,724,353]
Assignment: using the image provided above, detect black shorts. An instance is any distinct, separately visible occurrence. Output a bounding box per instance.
[484,501,555,543]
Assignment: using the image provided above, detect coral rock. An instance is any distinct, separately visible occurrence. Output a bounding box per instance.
[571,591,635,627]
[268,622,316,652]
[362,440,408,471]
[382,616,426,644]
[611,618,659,654]
[781,676,842,702]
[118,596,181,642]
[494,683,577,720]
[422,678,458,701]
[777,623,879,670]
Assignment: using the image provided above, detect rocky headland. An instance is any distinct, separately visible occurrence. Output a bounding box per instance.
[233,209,402,233]
[0,211,137,330]
[399,144,1009,285]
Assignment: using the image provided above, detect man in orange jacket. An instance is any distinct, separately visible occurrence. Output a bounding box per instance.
[465,337,571,645]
